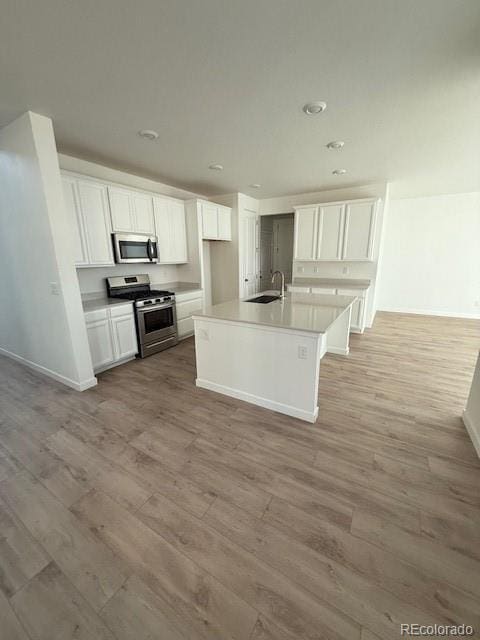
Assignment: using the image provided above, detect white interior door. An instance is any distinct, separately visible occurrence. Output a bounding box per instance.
[240,213,259,298]
[273,218,294,282]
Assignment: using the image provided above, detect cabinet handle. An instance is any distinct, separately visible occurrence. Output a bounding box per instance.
[244,278,249,282]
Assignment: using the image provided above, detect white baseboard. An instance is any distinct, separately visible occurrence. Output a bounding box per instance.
[0,347,97,392]
[377,307,480,320]
[326,346,349,356]
[463,410,480,459]
[196,378,319,423]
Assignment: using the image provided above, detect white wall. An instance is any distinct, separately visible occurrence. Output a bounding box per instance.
[464,352,480,458]
[0,112,95,390]
[377,192,480,318]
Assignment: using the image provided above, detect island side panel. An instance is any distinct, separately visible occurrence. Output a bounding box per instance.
[326,306,352,355]
[193,318,322,423]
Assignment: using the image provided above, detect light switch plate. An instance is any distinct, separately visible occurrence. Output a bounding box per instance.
[297,345,308,359]
[49,282,60,296]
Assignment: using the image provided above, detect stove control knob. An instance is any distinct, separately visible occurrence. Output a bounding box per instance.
[163,296,171,302]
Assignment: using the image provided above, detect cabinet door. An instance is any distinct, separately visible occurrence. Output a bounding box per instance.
[169,200,188,262]
[62,176,88,266]
[132,193,154,234]
[317,204,344,260]
[78,181,114,265]
[217,207,231,240]
[85,319,115,370]
[294,207,317,260]
[202,203,218,239]
[111,314,138,359]
[342,201,376,260]
[108,186,134,232]
[153,197,171,263]
[337,288,367,332]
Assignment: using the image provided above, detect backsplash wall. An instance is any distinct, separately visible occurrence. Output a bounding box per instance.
[76,264,179,294]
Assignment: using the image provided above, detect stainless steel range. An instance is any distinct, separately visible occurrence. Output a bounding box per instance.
[106,274,177,358]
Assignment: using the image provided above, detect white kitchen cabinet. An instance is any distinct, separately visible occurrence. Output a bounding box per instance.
[342,201,377,260]
[311,286,337,294]
[153,197,188,263]
[62,176,89,266]
[108,186,154,234]
[176,290,204,339]
[317,204,344,260]
[201,202,232,241]
[217,207,232,240]
[85,310,115,371]
[293,206,317,260]
[110,306,138,360]
[294,198,378,262]
[77,180,114,266]
[84,304,138,373]
[202,203,219,239]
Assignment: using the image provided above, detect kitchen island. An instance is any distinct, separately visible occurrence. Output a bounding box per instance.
[192,291,356,423]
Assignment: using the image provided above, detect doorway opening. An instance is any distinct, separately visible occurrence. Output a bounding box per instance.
[259,213,294,292]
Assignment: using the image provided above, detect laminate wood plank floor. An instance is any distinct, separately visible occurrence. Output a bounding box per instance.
[0,311,479,639]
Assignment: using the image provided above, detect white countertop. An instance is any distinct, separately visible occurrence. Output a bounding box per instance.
[291,277,371,290]
[194,290,357,334]
[82,296,134,313]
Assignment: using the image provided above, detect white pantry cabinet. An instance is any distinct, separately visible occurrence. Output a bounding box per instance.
[62,176,114,267]
[108,186,155,234]
[153,197,188,263]
[201,202,232,240]
[294,198,378,262]
[84,304,137,373]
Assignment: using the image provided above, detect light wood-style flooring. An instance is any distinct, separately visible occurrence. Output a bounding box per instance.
[0,311,479,640]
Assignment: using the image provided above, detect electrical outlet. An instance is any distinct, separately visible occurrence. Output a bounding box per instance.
[297,345,308,360]
[313,267,319,273]
[342,266,349,275]
[298,266,305,273]
[49,282,60,296]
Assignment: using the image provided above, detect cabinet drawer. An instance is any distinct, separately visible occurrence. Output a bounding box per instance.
[177,316,194,337]
[337,288,367,298]
[311,287,336,295]
[84,308,108,323]
[110,303,134,318]
[175,290,203,303]
[176,298,203,320]
[288,285,311,293]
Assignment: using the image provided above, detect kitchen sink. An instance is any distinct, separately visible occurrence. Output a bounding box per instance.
[245,295,280,304]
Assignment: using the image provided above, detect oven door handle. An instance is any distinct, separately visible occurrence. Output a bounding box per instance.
[137,302,174,313]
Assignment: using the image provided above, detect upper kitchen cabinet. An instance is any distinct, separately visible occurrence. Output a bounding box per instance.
[201,201,232,240]
[78,180,115,266]
[62,174,114,267]
[294,198,378,262]
[317,203,345,260]
[342,200,377,260]
[153,197,188,264]
[293,206,317,260]
[62,176,88,266]
[108,186,155,234]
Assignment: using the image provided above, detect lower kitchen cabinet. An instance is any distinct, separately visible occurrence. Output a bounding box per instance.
[175,290,204,339]
[84,304,137,373]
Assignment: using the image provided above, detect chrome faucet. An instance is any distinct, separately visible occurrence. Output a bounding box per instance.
[271,270,285,298]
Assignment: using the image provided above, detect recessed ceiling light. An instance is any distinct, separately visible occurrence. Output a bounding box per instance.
[326,140,344,149]
[332,168,347,175]
[250,183,261,189]
[138,129,159,140]
[303,101,327,115]
[209,163,224,171]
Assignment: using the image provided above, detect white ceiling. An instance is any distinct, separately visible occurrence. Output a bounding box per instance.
[1,0,479,198]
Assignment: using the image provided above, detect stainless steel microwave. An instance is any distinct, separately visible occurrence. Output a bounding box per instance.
[112,233,158,264]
